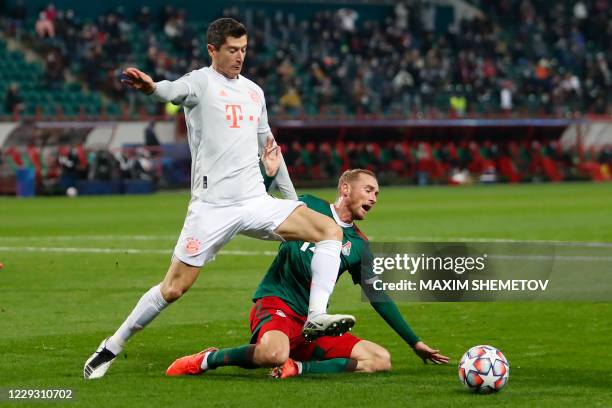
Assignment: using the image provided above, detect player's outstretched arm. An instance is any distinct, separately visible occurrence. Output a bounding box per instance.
[367,298,448,365]
[359,261,450,366]
[258,132,297,200]
[121,67,195,105]
[121,67,156,94]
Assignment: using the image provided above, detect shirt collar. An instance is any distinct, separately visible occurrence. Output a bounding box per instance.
[209,65,240,83]
[330,204,353,228]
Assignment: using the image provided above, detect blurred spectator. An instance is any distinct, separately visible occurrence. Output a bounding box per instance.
[43,48,64,88]
[336,8,358,32]
[35,11,54,38]
[89,150,115,181]
[500,81,513,112]
[450,88,467,117]
[44,3,57,22]
[574,2,588,20]
[113,150,132,180]
[58,146,79,189]
[144,121,160,147]
[279,87,302,113]
[8,0,26,39]
[394,1,409,30]
[4,83,25,115]
[132,148,155,181]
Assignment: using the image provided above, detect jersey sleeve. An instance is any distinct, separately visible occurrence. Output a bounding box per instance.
[257,89,272,135]
[152,70,206,108]
[370,301,421,347]
[353,244,420,346]
[258,132,298,200]
[349,242,376,285]
[174,71,207,108]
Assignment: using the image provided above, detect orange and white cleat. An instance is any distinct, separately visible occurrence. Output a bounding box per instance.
[166,347,218,376]
[269,358,301,379]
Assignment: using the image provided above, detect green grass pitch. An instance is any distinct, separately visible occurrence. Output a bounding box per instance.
[1,182,611,407]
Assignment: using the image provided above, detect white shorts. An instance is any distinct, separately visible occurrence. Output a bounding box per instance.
[173,195,304,267]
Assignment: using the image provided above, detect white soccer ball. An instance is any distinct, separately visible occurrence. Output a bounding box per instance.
[66,187,78,198]
[458,345,509,394]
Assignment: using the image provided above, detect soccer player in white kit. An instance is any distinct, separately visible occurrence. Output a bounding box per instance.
[84,18,355,379]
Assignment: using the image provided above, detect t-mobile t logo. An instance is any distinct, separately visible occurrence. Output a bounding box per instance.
[225,104,243,128]
[225,104,259,128]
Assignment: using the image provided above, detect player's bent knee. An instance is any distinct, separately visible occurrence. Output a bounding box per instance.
[358,359,378,373]
[373,353,392,372]
[360,358,391,373]
[321,221,343,241]
[360,347,391,372]
[260,346,289,366]
[373,347,392,371]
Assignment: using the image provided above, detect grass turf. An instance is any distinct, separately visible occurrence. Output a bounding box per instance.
[0,182,611,407]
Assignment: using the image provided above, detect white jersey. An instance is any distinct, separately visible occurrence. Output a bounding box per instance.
[159,67,271,204]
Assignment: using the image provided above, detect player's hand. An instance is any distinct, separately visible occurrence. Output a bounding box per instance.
[121,67,156,94]
[412,341,450,365]
[261,136,281,177]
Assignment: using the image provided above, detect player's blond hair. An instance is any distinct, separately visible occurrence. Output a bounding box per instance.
[337,169,377,194]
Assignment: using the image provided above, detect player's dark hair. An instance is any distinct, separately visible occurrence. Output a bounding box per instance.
[338,169,377,192]
[207,18,247,50]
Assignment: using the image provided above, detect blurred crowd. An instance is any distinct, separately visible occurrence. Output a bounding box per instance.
[1,144,158,194]
[1,137,610,194]
[280,139,612,184]
[1,1,610,117]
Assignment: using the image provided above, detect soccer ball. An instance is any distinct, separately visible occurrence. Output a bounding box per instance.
[458,345,509,394]
[66,187,78,198]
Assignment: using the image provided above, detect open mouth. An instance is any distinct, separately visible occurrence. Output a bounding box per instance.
[361,204,372,212]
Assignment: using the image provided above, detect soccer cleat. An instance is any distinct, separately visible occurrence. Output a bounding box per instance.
[270,358,300,379]
[83,338,117,380]
[165,347,218,376]
[302,313,356,342]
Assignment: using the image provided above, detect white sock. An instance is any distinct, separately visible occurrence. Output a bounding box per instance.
[107,284,168,355]
[308,239,342,319]
[200,350,215,371]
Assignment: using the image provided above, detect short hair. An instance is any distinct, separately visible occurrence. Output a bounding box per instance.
[337,169,377,193]
[207,18,247,50]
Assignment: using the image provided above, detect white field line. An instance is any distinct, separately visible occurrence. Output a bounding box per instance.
[0,246,610,262]
[0,246,278,257]
[1,235,611,248]
[486,254,612,262]
[368,236,612,248]
[0,235,178,241]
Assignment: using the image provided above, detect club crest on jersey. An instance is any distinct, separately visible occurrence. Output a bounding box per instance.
[248,90,261,104]
[342,241,352,256]
[185,237,201,255]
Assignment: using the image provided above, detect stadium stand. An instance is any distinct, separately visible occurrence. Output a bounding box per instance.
[0,1,610,195]
[0,37,110,118]
[1,1,610,117]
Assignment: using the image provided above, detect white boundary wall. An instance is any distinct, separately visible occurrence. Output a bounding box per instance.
[560,121,612,149]
[0,121,177,148]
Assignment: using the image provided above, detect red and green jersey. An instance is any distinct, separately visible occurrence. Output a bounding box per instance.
[253,194,375,317]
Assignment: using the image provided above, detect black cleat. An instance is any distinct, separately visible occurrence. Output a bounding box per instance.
[302,314,356,342]
[83,339,117,379]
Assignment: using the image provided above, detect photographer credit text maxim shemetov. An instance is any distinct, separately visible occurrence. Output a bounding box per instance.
[363,242,612,302]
